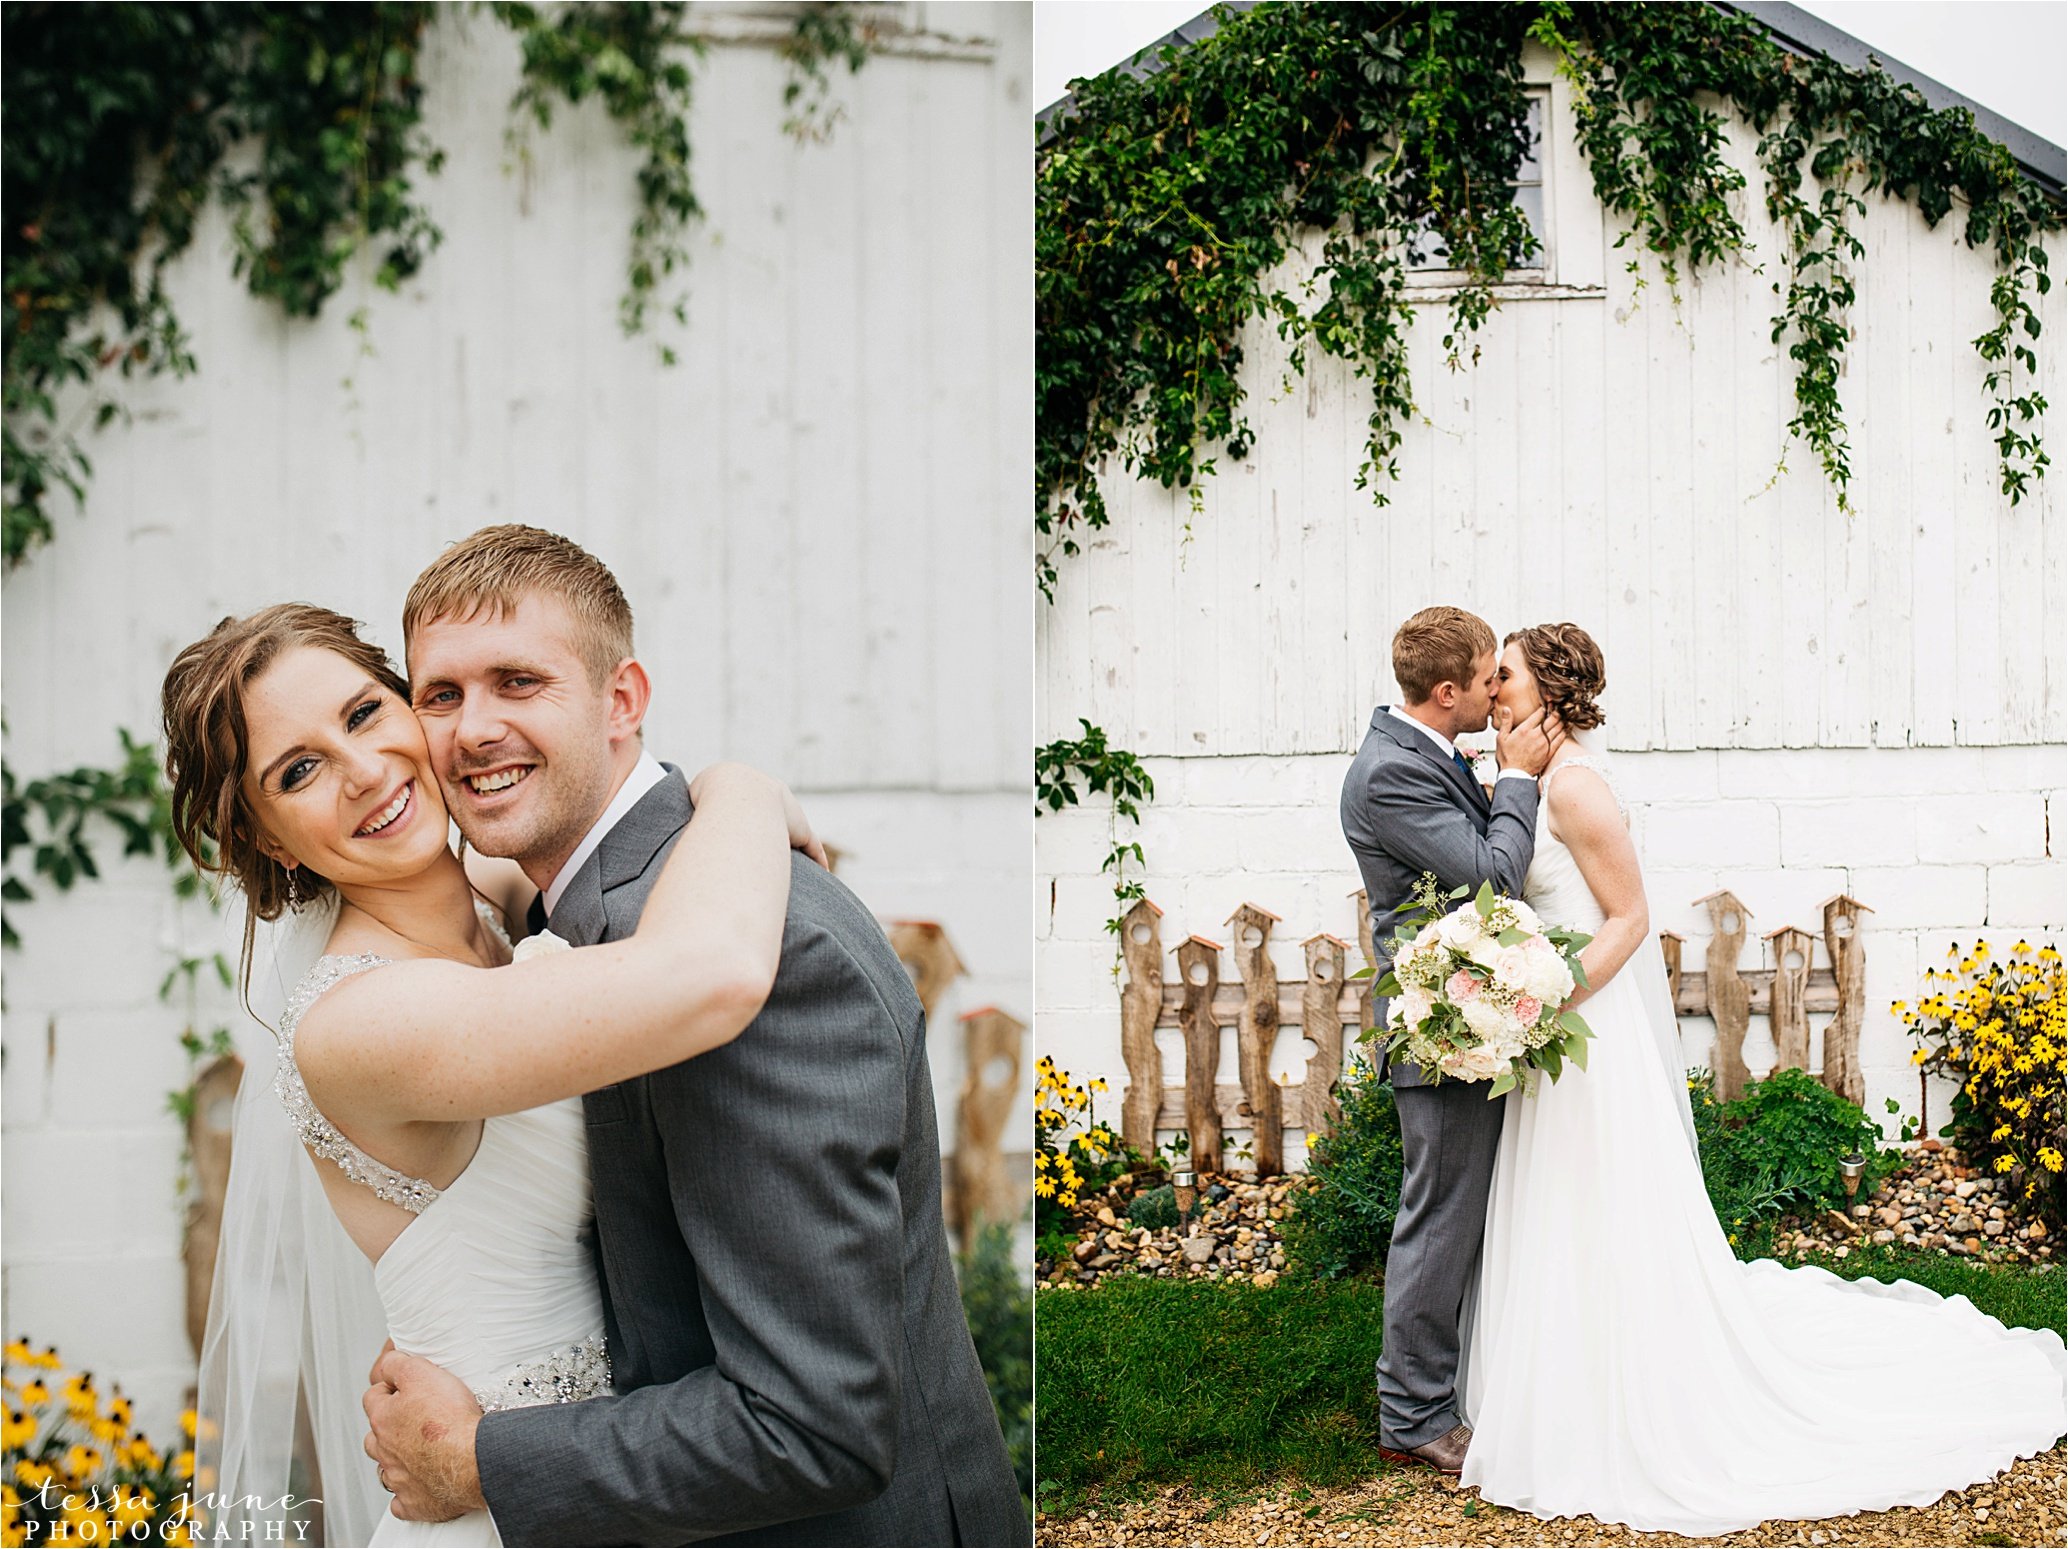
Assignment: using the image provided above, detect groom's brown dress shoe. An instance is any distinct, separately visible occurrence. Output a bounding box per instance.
[1378,1424,1472,1475]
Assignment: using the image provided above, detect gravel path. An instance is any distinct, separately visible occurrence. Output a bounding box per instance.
[1038,1448,2066,1547]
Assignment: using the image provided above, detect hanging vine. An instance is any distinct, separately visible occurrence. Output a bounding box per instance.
[1036,721,1156,950]
[1036,0,2061,589]
[1,0,872,566]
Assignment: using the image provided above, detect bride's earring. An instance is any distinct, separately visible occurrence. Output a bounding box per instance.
[284,864,303,910]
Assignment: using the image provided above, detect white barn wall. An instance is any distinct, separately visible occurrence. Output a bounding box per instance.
[1036,47,2065,1164]
[1042,47,2065,758]
[1,0,1031,1441]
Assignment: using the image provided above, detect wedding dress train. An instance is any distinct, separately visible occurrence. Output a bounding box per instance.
[1460,753,2066,1535]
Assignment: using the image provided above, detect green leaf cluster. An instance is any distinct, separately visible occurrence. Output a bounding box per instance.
[1691,1064,1901,1230]
[0,730,200,947]
[779,4,873,144]
[1035,718,1156,940]
[956,1219,1033,1510]
[3,2,445,563]
[1036,1,2062,591]
[1280,1061,1404,1282]
[492,1,701,344]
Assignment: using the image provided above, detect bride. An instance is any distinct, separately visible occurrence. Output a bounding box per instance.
[160,603,816,1546]
[1460,622,2066,1535]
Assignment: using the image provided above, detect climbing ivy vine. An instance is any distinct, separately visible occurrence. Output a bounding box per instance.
[1,0,871,565]
[1036,721,1156,950]
[1036,0,2061,589]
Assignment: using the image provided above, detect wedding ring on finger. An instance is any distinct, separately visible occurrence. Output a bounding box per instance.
[378,1464,394,1494]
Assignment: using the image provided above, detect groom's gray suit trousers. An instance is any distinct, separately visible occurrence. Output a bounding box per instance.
[475,768,1027,1547]
[1340,707,1539,1450]
[1375,1081,1505,1448]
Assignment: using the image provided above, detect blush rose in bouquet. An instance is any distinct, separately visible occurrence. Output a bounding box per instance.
[1360,874,1595,1097]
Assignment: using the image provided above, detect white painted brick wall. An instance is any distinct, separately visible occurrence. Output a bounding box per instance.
[1036,744,2061,1184]
[1987,862,2067,926]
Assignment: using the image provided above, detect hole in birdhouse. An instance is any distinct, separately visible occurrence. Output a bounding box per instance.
[1721,912,1740,934]
[205,1092,238,1130]
[1130,922,1151,944]
[1833,916,1853,938]
[1188,962,1208,985]
[981,1055,1013,1088]
[902,961,920,985]
[1241,926,1263,948]
[1301,1038,1319,1058]
[1784,949,1806,971]
[1314,960,1335,981]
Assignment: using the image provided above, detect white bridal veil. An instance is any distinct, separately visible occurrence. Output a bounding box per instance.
[194,897,392,1548]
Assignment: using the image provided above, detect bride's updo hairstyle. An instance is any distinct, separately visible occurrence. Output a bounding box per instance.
[161,604,411,989]
[1504,622,1608,731]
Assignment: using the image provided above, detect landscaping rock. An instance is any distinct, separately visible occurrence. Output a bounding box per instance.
[1056,1174,1315,1286]
[1773,1147,2053,1268]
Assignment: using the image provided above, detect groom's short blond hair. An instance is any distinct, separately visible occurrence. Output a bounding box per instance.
[403,524,634,686]
[1393,606,1496,704]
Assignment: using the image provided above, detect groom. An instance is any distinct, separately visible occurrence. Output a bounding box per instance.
[1339,605,1562,1475]
[362,526,1027,1545]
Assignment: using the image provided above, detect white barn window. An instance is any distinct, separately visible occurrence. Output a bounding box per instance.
[1407,91,1548,283]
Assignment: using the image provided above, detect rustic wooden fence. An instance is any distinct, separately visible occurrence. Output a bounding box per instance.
[1116,887,1873,1176]
[886,919,1031,1252]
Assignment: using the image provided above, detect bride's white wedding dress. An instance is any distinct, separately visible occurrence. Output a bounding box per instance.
[275,938,610,1548]
[1460,751,2067,1535]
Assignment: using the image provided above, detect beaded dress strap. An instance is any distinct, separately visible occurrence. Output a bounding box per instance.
[1541,753,1627,820]
[275,954,442,1214]
[475,895,513,950]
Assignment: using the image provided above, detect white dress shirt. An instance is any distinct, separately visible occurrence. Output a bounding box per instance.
[1385,705,1535,785]
[542,751,671,916]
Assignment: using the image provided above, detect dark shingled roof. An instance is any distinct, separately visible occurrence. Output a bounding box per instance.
[1038,1,2065,200]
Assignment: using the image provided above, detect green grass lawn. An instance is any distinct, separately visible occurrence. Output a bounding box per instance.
[1037,1279,1389,1512]
[1035,1249,2065,1514]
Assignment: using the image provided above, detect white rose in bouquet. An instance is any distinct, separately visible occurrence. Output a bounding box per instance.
[1448,1042,1515,1083]
[1523,936,1576,1001]
[1437,909,1484,952]
[1392,985,1435,1029]
[1490,943,1533,994]
[1460,996,1508,1042]
[511,929,573,962]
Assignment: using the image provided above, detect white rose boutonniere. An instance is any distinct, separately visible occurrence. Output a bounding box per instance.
[511,929,574,963]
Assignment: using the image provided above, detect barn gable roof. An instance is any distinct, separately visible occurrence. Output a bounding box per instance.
[1038,1,2065,199]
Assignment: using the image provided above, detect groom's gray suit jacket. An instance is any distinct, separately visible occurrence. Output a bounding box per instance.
[475,771,1028,1546]
[1339,708,1539,1086]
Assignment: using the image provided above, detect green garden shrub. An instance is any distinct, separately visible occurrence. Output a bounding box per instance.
[1282,1061,1403,1281]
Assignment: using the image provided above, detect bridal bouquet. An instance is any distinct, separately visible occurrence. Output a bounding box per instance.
[1366,874,1595,1097]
